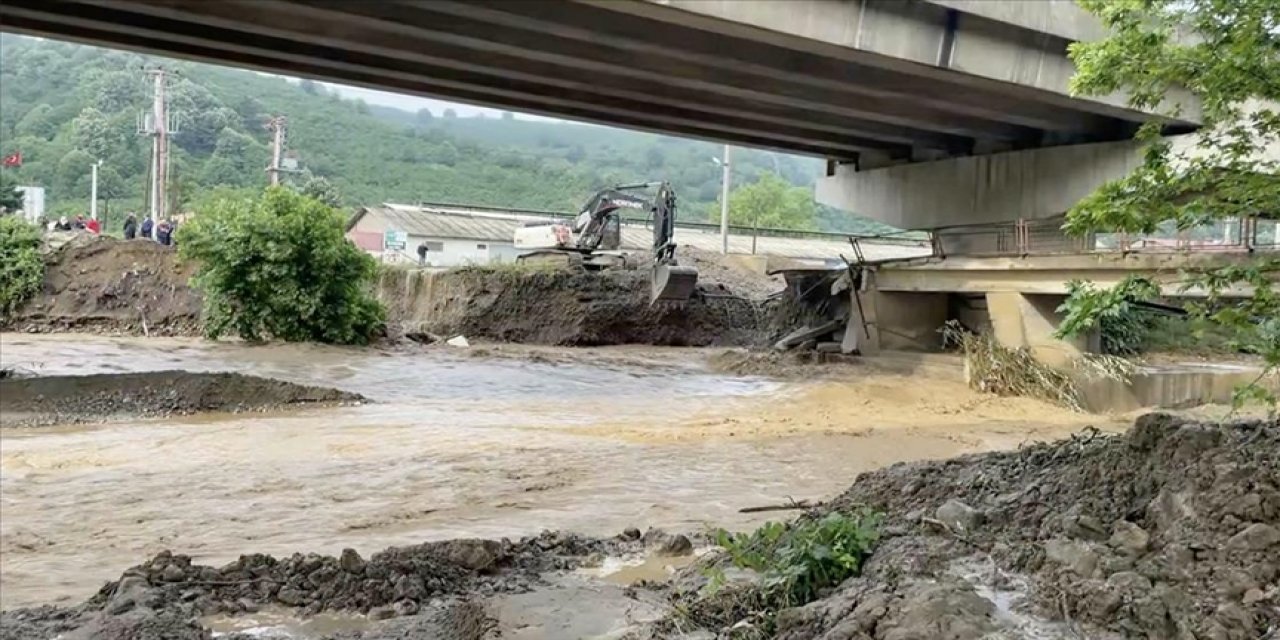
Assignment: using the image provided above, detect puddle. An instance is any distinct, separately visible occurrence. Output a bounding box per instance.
[584,552,700,586]
[204,607,374,638]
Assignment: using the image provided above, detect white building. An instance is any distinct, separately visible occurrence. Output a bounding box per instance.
[345,202,921,268]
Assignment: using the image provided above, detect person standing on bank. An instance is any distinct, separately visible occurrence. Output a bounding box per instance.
[123,213,137,240]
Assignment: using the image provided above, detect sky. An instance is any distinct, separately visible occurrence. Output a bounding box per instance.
[320,81,560,122]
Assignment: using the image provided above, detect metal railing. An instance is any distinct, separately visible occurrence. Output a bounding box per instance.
[873,216,1280,259]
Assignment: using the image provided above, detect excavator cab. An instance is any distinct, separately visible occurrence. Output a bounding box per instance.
[647,182,699,303]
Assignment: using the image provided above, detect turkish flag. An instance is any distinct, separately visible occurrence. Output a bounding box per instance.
[1,151,20,167]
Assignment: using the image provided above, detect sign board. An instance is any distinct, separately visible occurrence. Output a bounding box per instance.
[383,229,408,251]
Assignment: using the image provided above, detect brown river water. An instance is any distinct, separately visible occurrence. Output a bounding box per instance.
[0,334,1116,609]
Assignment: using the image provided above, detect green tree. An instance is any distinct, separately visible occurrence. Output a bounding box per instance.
[0,216,44,315]
[1060,0,1280,408]
[298,172,342,208]
[177,186,384,344]
[201,127,261,187]
[15,103,57,140]
[0,171,23,212]
[711,172,817,230]
[71,106,112,159]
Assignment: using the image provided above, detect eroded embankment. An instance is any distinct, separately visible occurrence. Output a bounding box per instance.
[0,371,364,427]
[378,266,802,347]
[4,235,201,336]
[5,235,808,347]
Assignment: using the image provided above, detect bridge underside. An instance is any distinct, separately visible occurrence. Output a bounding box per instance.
[1,0,1187,160]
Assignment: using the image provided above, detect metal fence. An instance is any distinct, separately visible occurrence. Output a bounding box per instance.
[853,216,1280,260]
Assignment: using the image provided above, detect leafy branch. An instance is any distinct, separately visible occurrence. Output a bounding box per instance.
[1063,0,1280,411]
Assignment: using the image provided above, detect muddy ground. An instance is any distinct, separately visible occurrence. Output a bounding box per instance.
[380,266,781,347]
[655,413,1280,640]
[5,235,200,336]
[5,236,814,347]
[3,414,1273,639]
[0,371,364,427]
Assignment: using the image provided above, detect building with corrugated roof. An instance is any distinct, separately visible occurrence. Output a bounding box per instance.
[346,202,925,267]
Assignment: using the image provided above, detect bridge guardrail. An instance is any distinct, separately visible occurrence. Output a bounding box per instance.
[849,216,1279,261]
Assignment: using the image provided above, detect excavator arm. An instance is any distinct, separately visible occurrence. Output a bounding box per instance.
[646,182,699,303]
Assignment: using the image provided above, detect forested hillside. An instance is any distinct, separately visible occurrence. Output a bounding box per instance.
[0,35,888,233]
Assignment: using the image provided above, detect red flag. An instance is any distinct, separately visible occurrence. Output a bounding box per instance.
[1,151,20,167]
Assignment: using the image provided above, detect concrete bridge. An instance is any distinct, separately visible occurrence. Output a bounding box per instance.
[2,0,1196,165]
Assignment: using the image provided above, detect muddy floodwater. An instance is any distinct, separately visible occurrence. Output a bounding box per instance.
[0,334,1114,609]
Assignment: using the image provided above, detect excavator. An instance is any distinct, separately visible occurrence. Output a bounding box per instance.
[513,181,699,303]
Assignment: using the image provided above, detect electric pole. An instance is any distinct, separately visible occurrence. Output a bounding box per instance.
[266,116,287,186]
[718,145,731,254]
[139,67,171,230]
[90,160,100,220]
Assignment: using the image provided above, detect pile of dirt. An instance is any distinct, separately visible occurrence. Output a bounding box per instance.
[0,371,365,427]
[656,413,1279,639]
[662,247,785,300]
[0,529,692,640]
[381,266,777,347]
[4,235,202,336]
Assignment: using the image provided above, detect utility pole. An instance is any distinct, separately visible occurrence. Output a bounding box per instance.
[139,67,171,230]
[90,160,100,220]
[718,144,731,254]
[266,116,286,186]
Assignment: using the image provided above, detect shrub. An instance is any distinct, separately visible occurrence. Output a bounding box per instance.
[0,216,44,315]
[177,187,385,344]
[712,510,881,611]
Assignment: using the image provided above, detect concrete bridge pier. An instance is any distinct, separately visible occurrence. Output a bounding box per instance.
[846,275,1097,367]
[984,291,1096,368]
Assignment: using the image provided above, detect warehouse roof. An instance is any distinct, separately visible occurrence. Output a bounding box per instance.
[349,203,928,262]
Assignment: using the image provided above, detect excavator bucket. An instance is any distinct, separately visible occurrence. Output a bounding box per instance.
[650,263,699,303]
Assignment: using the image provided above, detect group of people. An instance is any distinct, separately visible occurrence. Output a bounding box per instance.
[122,213,177,245]
[44,212,177,245]
[49,214,100,234]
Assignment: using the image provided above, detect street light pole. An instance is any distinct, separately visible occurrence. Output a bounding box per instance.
[90,160,100,220]
[719,144,731,254]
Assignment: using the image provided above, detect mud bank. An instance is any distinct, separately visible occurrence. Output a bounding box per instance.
[4,235,200,336]
[4,235,804,347]
[0,371,364,427]
[656,413,1280,639]
[0,530,692,640]
[379,266,790,347]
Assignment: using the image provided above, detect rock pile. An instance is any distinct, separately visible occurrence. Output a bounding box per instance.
[680,413,1279,639]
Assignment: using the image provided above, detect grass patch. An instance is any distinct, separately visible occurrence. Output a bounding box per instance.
[682,510,881,635]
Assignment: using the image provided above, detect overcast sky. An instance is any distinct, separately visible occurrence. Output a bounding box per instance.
[322,81,560,122]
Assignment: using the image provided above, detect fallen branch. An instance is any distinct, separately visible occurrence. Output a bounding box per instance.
[738,499,816,514]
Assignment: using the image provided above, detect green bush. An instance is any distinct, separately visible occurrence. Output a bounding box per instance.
[712,510,881,611]
[0,216,45,315]
[177,187,385,344]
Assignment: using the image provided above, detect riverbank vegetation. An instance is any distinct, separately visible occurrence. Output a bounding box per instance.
[1060,0,1279,410]
[177,187,384,345]
[0,216,44,315]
